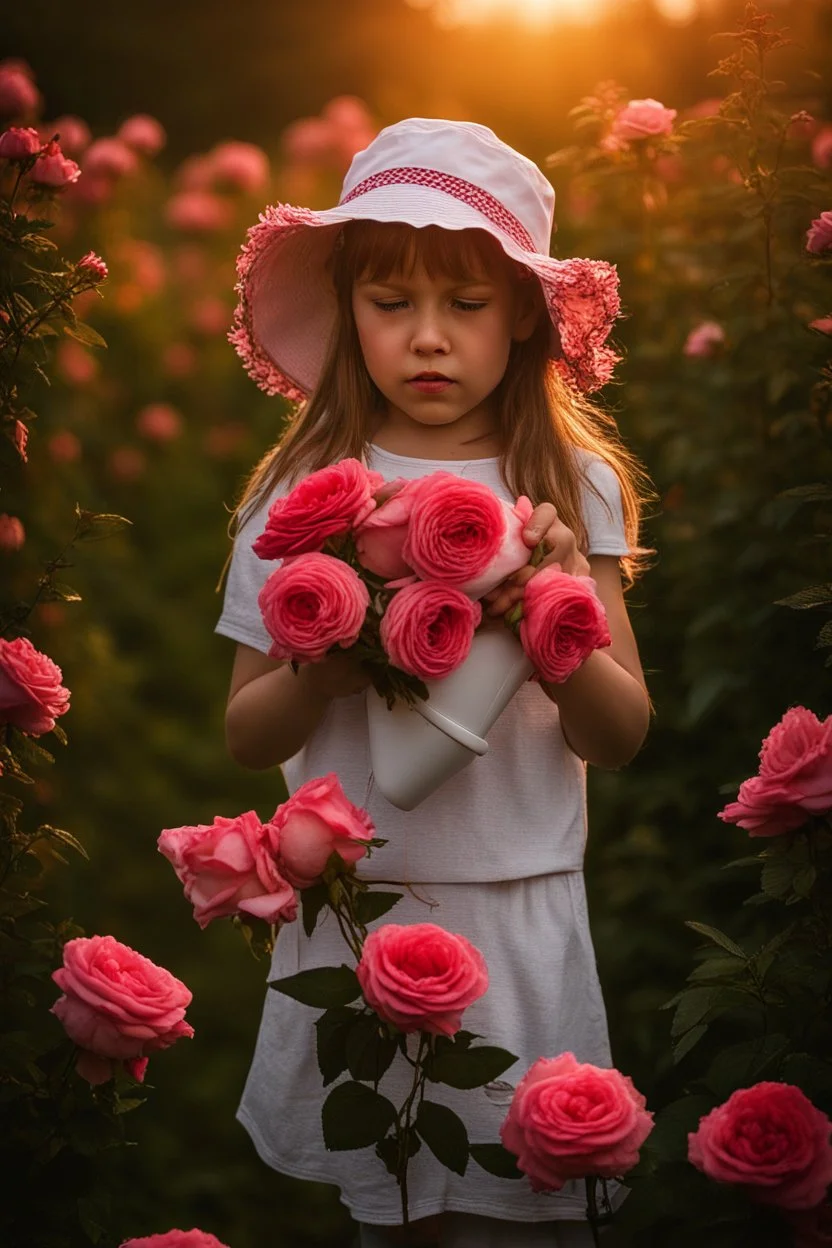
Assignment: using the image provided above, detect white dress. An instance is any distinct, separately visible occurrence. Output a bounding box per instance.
[215,444,631,1227]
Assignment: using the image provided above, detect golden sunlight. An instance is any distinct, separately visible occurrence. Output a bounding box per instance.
[407,0,699,26]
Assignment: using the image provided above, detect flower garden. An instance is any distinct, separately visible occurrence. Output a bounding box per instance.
[1,3,832,1245]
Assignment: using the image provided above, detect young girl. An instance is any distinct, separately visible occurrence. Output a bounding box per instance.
[216,117,653,1248]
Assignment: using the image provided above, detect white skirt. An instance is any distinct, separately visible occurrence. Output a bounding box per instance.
[237,870,624,1226]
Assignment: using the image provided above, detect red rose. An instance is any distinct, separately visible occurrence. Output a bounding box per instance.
[51,935,193,1086]
[267,773,375,889]
[258,552,370,662]
[158,811,297,928]
[253,458,384,560]
[356,922,488,1037]
[520,566,611,683]
[120,1232,229,1248]
[0,636,71,735]
[380,581,481,680]
[688,1083,832,1210]
[500,1052,654,1192]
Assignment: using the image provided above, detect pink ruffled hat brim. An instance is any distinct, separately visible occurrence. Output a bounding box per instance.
[228,190,622,401]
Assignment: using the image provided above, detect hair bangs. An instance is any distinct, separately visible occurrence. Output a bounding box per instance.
[339,220,507,285]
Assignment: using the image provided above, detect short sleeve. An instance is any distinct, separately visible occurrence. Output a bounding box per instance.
[579,454,630,558]
[215,482,286,655]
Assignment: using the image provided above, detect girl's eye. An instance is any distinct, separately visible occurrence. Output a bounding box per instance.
[453,299,487,312]
[373,299,408,312]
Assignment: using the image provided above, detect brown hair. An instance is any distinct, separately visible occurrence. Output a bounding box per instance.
[231,221,655,587]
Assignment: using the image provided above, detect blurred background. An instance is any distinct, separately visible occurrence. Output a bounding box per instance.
[2,0,831,1244]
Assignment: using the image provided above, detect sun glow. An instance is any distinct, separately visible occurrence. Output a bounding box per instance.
[408,0,698,26]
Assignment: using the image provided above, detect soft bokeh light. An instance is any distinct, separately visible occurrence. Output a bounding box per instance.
[408,0,700,25]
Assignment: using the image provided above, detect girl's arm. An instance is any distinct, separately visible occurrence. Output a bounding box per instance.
[224,644,372,770]
[539,554,651,770]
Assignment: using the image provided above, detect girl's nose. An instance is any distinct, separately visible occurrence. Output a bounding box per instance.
[410,311,450,356]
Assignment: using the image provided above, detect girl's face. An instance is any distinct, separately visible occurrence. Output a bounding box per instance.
[351,250,535,445]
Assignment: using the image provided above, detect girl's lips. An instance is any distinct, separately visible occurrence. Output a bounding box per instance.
[408,376,455,394]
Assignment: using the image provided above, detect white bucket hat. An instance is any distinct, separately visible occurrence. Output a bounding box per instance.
[229,117,622,400]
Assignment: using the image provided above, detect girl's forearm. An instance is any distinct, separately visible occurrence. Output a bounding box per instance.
[225,664,332,769]
[541,649,651,770]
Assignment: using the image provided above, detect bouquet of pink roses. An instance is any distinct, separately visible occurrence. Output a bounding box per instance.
[253,458,612,807]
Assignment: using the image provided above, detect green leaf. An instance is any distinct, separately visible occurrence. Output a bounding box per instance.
[815,620,832,650]
[672,1024,708,1064]
[301,883,329,937]
[645,1095,716,1163]
[469,1142,523,1179]
[315,1006,358,1086]
[776,483,832,502]
[781,1053,832,1099]
[684,922,747,959]
[321,1081,397,1150]
[670,986,748,1039]
[704,1034,790,1099]
[415,1100,469,1175]
[269,965,361,1009]
[63,321,107,349]
[345,1013,397,1083]
[37,825,88,860]
[114,1097,145,1114]
[43,581,82,603]
[427,1045,516,1090]
[352,890,402,925]
[375,1131,421,1175]
[774,583,832,610]
[687,956,748,984]
[74,507,132,541]
[761,855,800,900]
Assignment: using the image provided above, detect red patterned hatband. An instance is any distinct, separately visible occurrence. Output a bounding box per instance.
[340,166,538,253]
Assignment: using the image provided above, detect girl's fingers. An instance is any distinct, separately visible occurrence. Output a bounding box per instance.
[522,502,558,547]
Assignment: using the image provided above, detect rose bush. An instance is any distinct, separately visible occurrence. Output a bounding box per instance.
[268,772,375,889]
[500,1052,654,1192]
[252,458,384,560]
[356,922,489,1036]
[51,935,194,1086]
[0,635,71,735]
[688,1082,832,1210]
[379,580,482,680]
[157,811,298,927]
[519,566,611,683]
[258,551,370,661]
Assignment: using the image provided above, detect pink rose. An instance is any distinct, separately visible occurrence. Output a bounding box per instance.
[117,114,167,157]
[158,811,297,928]
[76,250,108,283]
[684,321,726,357]
[810,317,832,335]
[611,98,677,142]
[267,773,375,889]
[210,140,270,194]
[520,566,611,683]
[688,1083,832,1210]
[0,65,41,118]
[719,706,832,835]
[0,125,41,159]
[403,475,532,597]
[0,636,71,735]
[354,478,422,579]
[356,922,488,1037]
[807,212,832,255]
[813,128,832,171]
[13,419,28,461]
[51,115,91,156]
[30,139,80,188]
[380,580,481,680]
[83,137,139,180]
[253,459,384,560]
[258,552,370,662]
[51,935,194,1086]
[500,1052,654,1192]
[0,514,25,551]
[120,1230,229,1248]
[165,190,233,233]
[136,402,183,442]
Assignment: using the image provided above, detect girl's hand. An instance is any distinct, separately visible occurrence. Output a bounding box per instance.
[297,651,374,700]
[484,502,591,618]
